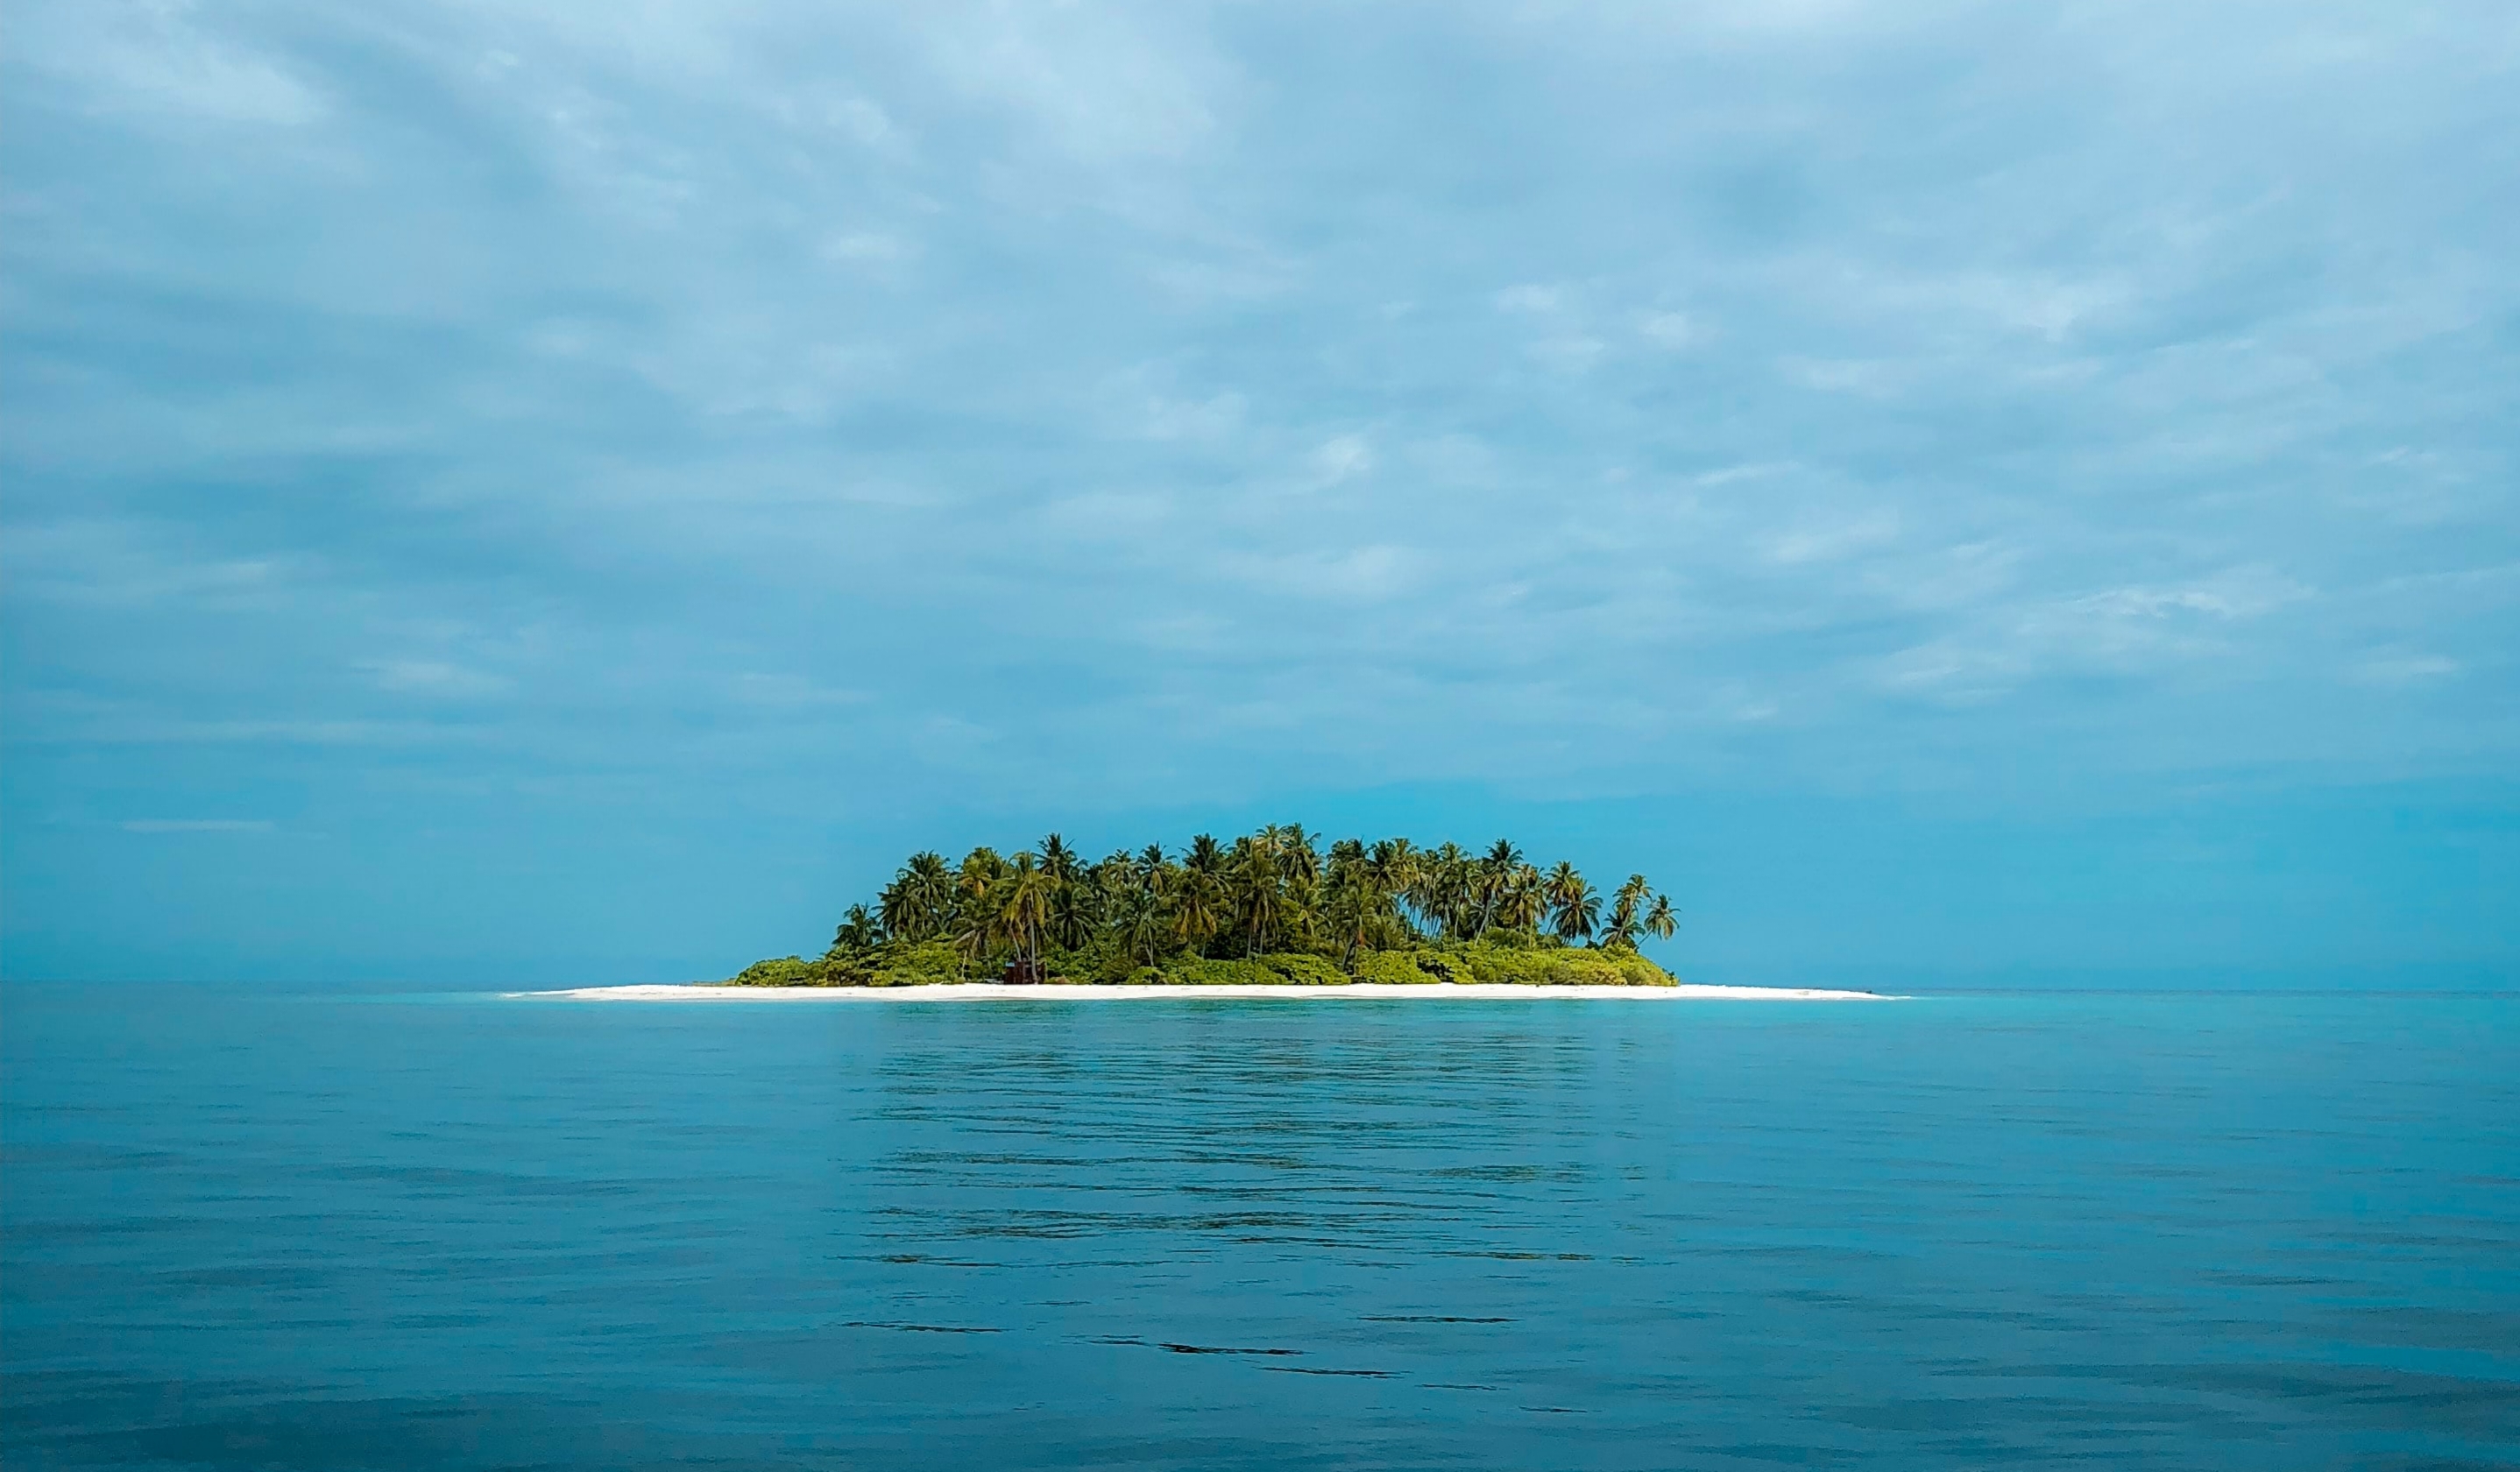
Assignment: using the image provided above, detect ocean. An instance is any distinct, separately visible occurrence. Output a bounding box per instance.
[4,980,2515,1469]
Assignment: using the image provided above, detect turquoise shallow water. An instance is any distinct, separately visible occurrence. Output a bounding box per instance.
[4,981,2516,1469]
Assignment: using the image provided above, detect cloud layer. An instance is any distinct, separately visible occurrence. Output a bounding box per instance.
[4,1,2515,974]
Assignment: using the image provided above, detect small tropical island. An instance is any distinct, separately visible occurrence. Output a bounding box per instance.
[728,826,1684,987]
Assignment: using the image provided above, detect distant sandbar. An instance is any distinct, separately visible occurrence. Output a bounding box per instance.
[519,982,1895,1002]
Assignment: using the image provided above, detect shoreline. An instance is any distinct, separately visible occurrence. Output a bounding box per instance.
[515,982,1899,1002]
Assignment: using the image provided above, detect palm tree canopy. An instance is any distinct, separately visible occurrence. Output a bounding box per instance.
[1039,833,1079,886]
[802,827,1678,982]
[1552,882,1602,943]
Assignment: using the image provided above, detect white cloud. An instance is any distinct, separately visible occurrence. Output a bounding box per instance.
[1136,392,1246,441]
[1692,463,1793,488]
[1,523,294,610]
[357,660,513,700]
[1528,335,1608,373]
[1768,513,1900,565]
[820,231,917,266]
[1312,434,1374,485]
[917,4,1224,168]
[726,673,874,708]
[1224,544,1426,604]
[1783,357,1909,397]
[1637,310,1701,348]
[1043,489,1175,538]
[2076,568,2313,623]
[1874,567,2316,700]
[2351,654,2460,685]
[827,95,905,152]
[19,0,322,125]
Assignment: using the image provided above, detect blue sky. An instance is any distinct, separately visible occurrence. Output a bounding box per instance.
[4,2,2514,984]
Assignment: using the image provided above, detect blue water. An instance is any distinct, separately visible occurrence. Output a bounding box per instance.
[5,982,2516,1469]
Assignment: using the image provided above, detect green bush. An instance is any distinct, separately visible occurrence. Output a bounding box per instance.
[1142,952,1350,986]
[1436,939,1673,986]
[726,955,832,987]
[1348,948,1439,985]
[1040,940,1141,985]
[867,940,968,987]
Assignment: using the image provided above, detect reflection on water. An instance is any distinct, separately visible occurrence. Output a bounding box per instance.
[4,985,2516,1469]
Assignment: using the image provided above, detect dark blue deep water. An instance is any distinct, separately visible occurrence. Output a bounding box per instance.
[5,982,2516,1469]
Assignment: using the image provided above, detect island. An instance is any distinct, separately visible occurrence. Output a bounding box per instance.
[726,826,1686,988]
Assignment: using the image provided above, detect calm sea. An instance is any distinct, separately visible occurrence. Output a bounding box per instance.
[4,980,2516,1469]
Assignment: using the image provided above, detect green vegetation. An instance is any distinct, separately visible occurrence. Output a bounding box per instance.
[726,826,1680,987]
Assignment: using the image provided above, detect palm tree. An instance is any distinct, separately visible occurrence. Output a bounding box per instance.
[1323,863,1379,966]
[1326,837,1365,881]
[952,899,1001,978]
[949,847,1009,978]
[1035,835,1096,952]
[831,903,882,953]
[999,853,1052,978]
[908,852,956,934]
[1494,862,1546,934]
[1049,881,1096,952]
[1281,867,1320,952]
[1037,834,1083,949]
[1172,865,1222,952]
[878,876,917,942]
[1089,849,1134,913]
[1228,835,1285,955]
[1117,888,1172,967]
[1039,833,1079,886]
[1601,873,1651,951]
[1410,842,1471,939]
[1367,839,1420,938]
[1474,839,1524,936]
[1545,861,1599,944]
[1277,824,1322,888]
[1132,846,1179,939]
[1540,860,1582,920]
[1642,892,1678,943]
[881,851,954,942]
[957,846,1007,915]
[1185,833,1224,881]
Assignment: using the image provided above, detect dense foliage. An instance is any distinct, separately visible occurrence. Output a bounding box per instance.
[726,826,1680,987]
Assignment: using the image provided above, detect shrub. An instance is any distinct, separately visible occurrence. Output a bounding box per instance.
[1348,948,1438,985]
[1150,952,1350,986]
[1040,941,1140,985]
[868,940,968,987]
[1437,939,1674,986]
[726,955,831,987]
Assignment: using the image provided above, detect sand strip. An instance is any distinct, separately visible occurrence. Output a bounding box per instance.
[515,982,1895,1001]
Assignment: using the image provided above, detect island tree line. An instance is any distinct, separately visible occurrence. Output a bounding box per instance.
[732,826,1681,987]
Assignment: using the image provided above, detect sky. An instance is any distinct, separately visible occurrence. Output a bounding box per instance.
[4,1,2515,986]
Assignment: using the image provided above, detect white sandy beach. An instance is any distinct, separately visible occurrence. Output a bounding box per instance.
[520,982,1894,1001]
